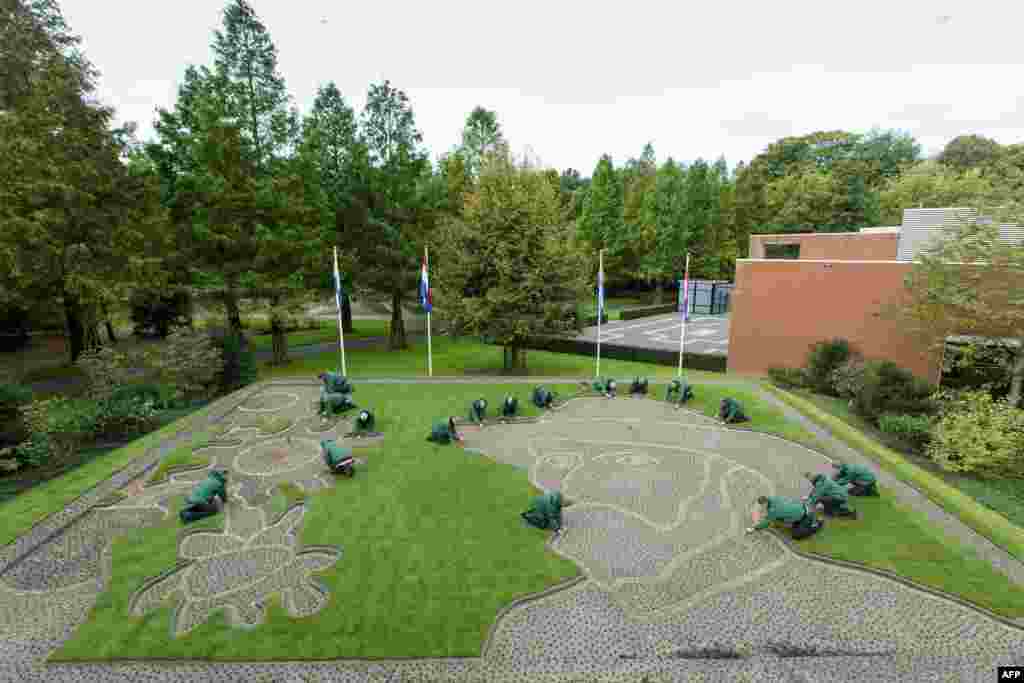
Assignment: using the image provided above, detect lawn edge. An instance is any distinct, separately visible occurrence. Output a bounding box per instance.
[763,383,1024,564]
[769,530,1024,626]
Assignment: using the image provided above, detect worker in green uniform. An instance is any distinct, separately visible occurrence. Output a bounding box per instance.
[353,409,375,433]
[318,372,352,395]
[319,388,355,416]
[321,439,356,477]
[533,386,555,409]
[666,378,694,407]
[179,470,229,524]
[427,417,462,444]
[469,397,488,424]
[719,397,749,424]
[521,491,564,532]
[831,461,879,496]
[803,472,858,518]
[502,395,518,418]
[746,495,823,539]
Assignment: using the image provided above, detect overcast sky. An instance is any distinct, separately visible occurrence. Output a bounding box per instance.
[61,0,1024,174]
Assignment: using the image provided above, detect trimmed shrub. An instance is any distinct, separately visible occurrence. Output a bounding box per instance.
[805,338,854,395]
[0,383,33,417]
[853,360,936,423]
[766,367,806,389]
[140,329,223,403]
[830,357,868,401]
[108,383,166,409]
[927,391,1024,478]
[878,413,934,453]
[95,395,160,438]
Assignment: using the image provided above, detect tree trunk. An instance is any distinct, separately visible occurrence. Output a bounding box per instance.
[270,297,288,366]
[1008,340,1024,408]
[63,294,102,364]
[342,294,353,334]
[388,290,407,350]
[652,280,664,305]
[503,344,527,373]
[101,301,117,343]
[223,282,243,336]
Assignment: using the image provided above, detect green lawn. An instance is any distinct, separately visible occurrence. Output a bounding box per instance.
[247,319,391,352]
[791,388,1024,533]
[579,296,651,322]
[257,335,724,382]
[52,383,584,661]
[796,492,1024,618]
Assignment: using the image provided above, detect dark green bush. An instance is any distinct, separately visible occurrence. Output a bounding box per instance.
[830,357,868,400]
[805,339,854,395]
[130,288,193,339]
[95,395,160,438]
[0,383,33,416]
[766,367,806,389]
[108,383,166,409]
[878,413,934,453]
[853,360,936,422]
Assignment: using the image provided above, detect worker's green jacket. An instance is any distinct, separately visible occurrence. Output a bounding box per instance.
[522,491,563,531]
[429,421,455,443]
[355,410,375,431]
[754,496,808,530]
[807,475,849,506]
[321,440,352,467]
[321,372,352,394]
[833,463,876,487]
[185,472,227,506]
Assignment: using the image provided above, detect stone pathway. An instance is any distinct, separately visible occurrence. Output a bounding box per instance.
[1,382,1022,682]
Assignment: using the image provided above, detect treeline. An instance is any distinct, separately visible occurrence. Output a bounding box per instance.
[2,0,1021,369]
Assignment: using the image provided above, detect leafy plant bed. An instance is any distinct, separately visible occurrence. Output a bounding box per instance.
[792,388,1024,531]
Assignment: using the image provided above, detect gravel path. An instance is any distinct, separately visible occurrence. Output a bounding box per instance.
[2,381,1022,682]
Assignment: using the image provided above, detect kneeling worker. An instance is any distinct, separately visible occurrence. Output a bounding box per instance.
[746,495,823,539]
[831,461,879,497]
[502,394,518,418]
[180,469,229,524]
[804,472,857,518]
[521,491,564,532]
[354,409,375,433]
[719,397,749,424]
[666,378,694,407]
[427,417,462,444]
[321,439,356,477]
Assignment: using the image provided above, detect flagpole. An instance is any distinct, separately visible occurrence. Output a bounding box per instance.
[425,246,433,377]
[334,246,347,376]
[596,249,603,379]
[677,253,690,378]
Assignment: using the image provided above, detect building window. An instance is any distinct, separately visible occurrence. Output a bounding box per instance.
[764,244,801,259]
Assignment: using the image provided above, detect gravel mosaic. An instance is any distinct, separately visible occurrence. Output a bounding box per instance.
[3,384,1023,682]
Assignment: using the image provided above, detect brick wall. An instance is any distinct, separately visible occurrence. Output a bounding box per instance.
[727,259,941,383]
[749,232,899,261]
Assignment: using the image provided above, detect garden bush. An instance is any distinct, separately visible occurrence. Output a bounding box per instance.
[0,383,33,417]
[853,360,936,423]
[130,288,193,339]
[804,338,854,395]
[830,357,868,401]
[139,329,223,403]
[766,367,807,389]
[927,391,1024,478]
[878,413,934,453]
[108,383,167,409]
[94,395,160,438]
[77,346,144,403]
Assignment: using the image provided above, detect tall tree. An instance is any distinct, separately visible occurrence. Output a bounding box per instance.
[459,106,505,177]
[578,154,624,278]
[644,158,687,301]
[939,134,1002,173]
[878,160,995,225]
[342,80,432,350]
[435,152,588,370]
[684,159,717,277]
[211,0,299,176]
[621,143,658,283]
[732,160,768,258]
[894,206,1024,406]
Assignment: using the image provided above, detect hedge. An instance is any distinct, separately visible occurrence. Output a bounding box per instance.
[506,335,727,373]
[763,383,1024,564]
[620,304,678,320]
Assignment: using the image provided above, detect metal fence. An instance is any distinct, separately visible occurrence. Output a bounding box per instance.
[679,280,732,315]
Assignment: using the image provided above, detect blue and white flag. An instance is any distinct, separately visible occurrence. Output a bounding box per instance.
[597,263,605,317]
[333,249,345,312]
[419,256,433,313]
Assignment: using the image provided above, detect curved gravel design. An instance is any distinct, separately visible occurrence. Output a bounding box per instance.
[2,382,1023,682]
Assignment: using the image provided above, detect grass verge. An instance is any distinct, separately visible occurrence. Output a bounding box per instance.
[247,320,391,352]
[795,492,1024,618]
[147,445,212,485]
[52,383,583,660]
[257,336,725,382]
[763,383,1024,565]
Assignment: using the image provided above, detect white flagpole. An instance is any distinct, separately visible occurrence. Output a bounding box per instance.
[426,246,433,377]
[677,253,690,377]
[596,249,603,379]
[333,246,347,376]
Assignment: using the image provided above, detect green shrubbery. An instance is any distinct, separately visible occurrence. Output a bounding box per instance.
[878,413,934,453]
[766,366,807,389]
[852,360,936,422]
[804,338,854,395]
[927,391,1024,478]
[0,383,33,417]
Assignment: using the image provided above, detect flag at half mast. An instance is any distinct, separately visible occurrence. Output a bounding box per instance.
[333,249,345,312]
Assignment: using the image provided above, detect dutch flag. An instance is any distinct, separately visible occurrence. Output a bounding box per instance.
[333,249,345,312]
[419,257,433,313]
[597,264,605,317]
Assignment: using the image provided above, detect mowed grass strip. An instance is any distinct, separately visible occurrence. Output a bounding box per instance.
[247,319,392,352]
[257,335,725,382]
[52,383,583,661]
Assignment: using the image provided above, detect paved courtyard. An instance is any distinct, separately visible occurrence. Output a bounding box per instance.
[576,314,730,356]
[1,384,1022,682]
